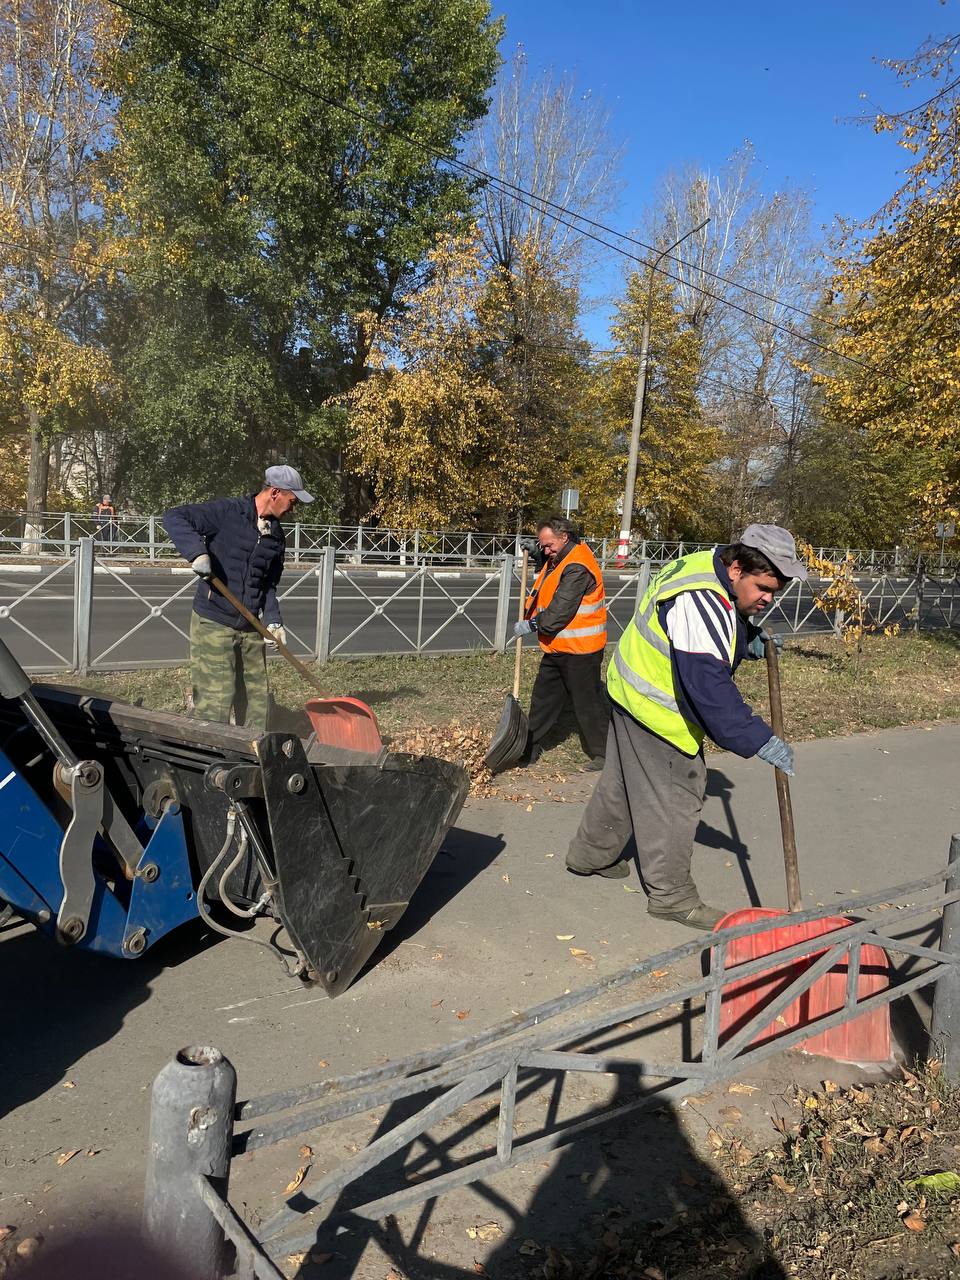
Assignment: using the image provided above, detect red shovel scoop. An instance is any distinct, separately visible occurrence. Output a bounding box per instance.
[208,575,383,754]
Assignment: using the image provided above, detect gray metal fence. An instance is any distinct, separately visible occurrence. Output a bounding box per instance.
[141,838,960,1278]
[2,539,959,676]
[2,510,958,575]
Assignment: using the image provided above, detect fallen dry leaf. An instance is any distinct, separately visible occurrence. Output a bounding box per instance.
[899,1125,918,1143]
[298,1145,313,1159]
[456,1009,470,1020]
[518,1239,541,1255]
[317,1059,329,1068]
[62,1081,76,1089]
[643,1268,666,1280]
[950,1241,960,1258]
[623,885,641,892]
[15,1238,41,1259]
[707,1129,724,1150]
[472,1262,488,1276]
[466,1222,502,1242]
[720,1106,742,1123]
[652,968,669,978]
[501,873,510,884]
[728,1082,760,1095]
[771,1174,796,1194]
[0,1227,15,1243]
[84,1148,100,1157]
[431,998,443,1008]
[525,804,534,812]
[556,934,575,941]
[55,1149,80,1167]
[823,1079,839,1093]
[287,1251,308,1267]
[284,1165,309,1193]
[902,1213,927,1232]
[678,1169,698,1187]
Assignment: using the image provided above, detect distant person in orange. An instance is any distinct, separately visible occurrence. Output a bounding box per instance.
[514,515,609,770]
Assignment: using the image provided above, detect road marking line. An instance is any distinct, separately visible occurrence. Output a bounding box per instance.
[0,770,17,791]
[94,566,130,575]
[0,565,41,573]
[376,571,407,578]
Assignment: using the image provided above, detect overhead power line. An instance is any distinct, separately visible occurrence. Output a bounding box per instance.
[102,0,872,371]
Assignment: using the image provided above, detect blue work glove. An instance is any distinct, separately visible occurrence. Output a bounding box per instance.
[191,554,212,579]
[756,735,795,776]
[746,628,783,660]
[513,619,537,638]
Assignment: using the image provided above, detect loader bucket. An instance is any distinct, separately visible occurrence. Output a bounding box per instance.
[0,684,468,995]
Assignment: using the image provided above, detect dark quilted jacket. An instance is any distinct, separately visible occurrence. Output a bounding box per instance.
[162,495,285,631]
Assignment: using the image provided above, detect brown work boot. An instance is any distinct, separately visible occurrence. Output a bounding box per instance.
[648,902,725,930]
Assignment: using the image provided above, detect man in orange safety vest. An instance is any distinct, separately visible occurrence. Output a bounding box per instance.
[514,515,609,770]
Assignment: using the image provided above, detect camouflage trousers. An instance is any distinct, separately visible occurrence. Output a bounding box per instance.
[190,612,269,729]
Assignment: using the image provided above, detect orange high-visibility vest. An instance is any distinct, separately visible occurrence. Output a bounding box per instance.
[525,542,607,655]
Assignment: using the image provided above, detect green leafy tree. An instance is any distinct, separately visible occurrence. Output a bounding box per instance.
[109,0,501,512]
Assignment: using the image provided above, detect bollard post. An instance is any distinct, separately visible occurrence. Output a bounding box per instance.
[74,537,94,675]
[494,554,515,653]
[634,558,651,608]
[143,1045,237,1279]
[932,836,960,1081]
[316,544,335,663]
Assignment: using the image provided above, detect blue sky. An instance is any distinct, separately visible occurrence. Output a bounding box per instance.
[492,0,953,340]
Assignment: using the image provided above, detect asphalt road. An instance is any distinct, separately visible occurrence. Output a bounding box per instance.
[0,561,943,674]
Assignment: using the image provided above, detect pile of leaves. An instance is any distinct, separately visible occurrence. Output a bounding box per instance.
[388,720,496,795]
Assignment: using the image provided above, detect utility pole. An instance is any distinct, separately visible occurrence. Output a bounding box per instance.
[615,218,710,567]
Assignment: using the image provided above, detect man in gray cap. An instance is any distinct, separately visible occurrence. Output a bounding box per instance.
[163,465,314,728]
[565,524,807,930]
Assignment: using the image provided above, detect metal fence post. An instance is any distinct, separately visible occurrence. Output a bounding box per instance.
[148,515,157,563]
[466,531,473,568]
[916,563,925,632]
[143,1045,237,1280]
[634,558,651,608]
[316,545,335,663]
[62,512,71,558]
[293,522,301,565]
[75,536,94,675]
[494,554,516,653]
[413,528,420,567]
[932,836,960,1080]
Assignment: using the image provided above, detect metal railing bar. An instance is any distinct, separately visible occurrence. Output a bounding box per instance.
[195,1176,286,1280]
[865,934,955,964]
[237,871,954,1122]
[0,613,73,666]
[520,1049,711,1078]
[258,1063,505,1241]
[496,1064,517,1164]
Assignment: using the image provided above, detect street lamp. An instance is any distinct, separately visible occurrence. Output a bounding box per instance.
[614,217,710,567]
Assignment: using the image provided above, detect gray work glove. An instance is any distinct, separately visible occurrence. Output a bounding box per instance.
[265,623,287,650]
[191,554,212,578]
[746,628,783,660]
[756,734,795,776]
[513,618,537,637]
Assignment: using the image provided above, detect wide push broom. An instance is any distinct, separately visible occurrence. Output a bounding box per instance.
[712,637,891,1065]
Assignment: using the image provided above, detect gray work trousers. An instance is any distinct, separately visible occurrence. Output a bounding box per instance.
[567,704,707,912]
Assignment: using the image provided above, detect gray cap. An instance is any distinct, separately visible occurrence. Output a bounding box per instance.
[264,464,313,504]
[739,524,807,581]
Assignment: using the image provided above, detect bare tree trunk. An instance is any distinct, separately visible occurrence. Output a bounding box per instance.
[23,406,49,553]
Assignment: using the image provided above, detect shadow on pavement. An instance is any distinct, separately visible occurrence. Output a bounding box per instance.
[287,1071,787,1280]
[700,767,761,907]
[0,917,219,1120]
[364,826,506,969]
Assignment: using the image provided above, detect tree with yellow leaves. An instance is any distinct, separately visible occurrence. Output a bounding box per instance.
[822,32,960,540]
[347,231,518,528]
[578,271,721,538]
[0,0,124,525]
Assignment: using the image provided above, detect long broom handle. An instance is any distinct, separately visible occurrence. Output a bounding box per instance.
[208,573,327,695]
[513,550,530,700]
[766,636,802,912]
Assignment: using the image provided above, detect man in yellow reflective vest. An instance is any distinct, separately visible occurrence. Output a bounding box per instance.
[565,525,806,929]
[513,515,609,770]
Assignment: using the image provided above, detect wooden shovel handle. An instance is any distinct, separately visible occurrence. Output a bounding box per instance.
[766,636,802,912]
[513,550,530,700]
[208,574,326,694]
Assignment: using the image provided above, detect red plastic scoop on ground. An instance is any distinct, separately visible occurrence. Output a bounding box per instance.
[712,638,891,1065]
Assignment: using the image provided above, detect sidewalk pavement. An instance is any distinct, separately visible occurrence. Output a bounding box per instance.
[1,722,958,1259]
